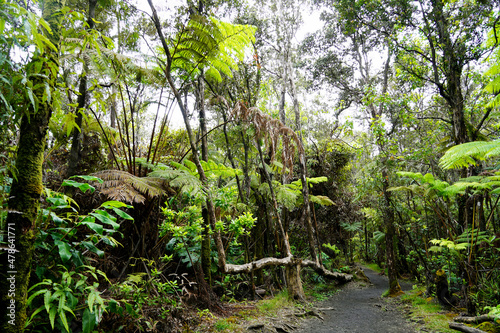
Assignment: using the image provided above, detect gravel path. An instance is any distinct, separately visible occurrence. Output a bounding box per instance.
[295,267,417,333]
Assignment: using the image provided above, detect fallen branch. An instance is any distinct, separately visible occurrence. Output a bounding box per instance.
[454,315,496,324]
[302,259,353,283]
[225,255,294,274]
[449,322,487,333]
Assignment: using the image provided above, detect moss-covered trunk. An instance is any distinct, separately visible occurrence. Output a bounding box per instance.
[0,1,65,331]
[0,111,45,331]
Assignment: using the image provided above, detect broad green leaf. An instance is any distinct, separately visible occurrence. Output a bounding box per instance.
[112,208,133,220]
[28,306,46,323]
[61,179,95,193]
[71,175,103,183]
[59,308,70,333]
[88,291,96,312]
[91,210,119,230]
[80,241,104,257]
[54,240,72,263]
[82,308,96,333]
[81,222,104,235]
[101,201,132,208]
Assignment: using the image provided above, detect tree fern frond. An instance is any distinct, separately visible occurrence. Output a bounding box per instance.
[91,170,168,204]
[387,185,420,193]
[148,169,184,180]
[310,195,335,206]
[307,177,328,184]
[396,171,425,182]
[183,160,198,173]
[441,182,491,197]
[200,160,242,178]
[168,173,201,189]
[170,161,194,174]
[439,141,500,170]
[276,185,298,210]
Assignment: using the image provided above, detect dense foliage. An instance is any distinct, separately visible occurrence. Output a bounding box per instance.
[1,0,500,332]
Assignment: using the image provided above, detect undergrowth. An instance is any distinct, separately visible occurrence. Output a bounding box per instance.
[398,285,456,333]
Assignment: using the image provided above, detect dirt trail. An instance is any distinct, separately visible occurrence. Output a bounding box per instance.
[295,267,417,333]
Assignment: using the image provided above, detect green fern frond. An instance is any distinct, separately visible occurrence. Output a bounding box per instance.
[309,195,335,206]
[168,173,201,189]
[91,170,168,204]
[169,14,255,81]
[373,231,385,244]
[440,181,491,197]
[439,141,500,170]
[307,176,328,184]
[200,160,241,178]
[456,229,491,245]
[258,182,271,196]
[170,161,196,174]
[148,169,184,180]
[387,185,421,193]
[396,171,425,182]
[276,185,298,210]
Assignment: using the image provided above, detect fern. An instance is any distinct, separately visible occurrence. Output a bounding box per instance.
[456,229,492,246]
[200,160,242,178]
[395,171,450,196]
[439,140,500,170]
[170,14,256,82]
[309,195,335,206]
[276,185,299,210]
[373,230,385,244]
[429,238,468,252]
[91,170,168,204]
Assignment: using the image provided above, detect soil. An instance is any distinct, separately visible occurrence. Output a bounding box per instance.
[293,267,419,333]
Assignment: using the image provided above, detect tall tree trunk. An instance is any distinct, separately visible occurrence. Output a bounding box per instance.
[197,75,212,285]
[0,1,65,331]
[67,0,98,177]
[286,56,319,265]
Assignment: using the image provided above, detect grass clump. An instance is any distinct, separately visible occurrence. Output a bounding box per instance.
[257,290,294,314]
[213,318,239,332]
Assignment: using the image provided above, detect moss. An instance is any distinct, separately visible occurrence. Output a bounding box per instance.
[475,322,500,333]
[0,1,65,331]
[398,286,456,332]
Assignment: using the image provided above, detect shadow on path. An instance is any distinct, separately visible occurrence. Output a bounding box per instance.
[295,267,416,333]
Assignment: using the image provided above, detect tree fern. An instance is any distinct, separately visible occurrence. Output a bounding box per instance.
[170,14,256,83]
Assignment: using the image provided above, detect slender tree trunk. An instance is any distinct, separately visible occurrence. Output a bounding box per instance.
[382,168,402,296]
[197,75,212,285]
[67,0,98,177]
[286,55,319,265]
[0,1,65,331]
